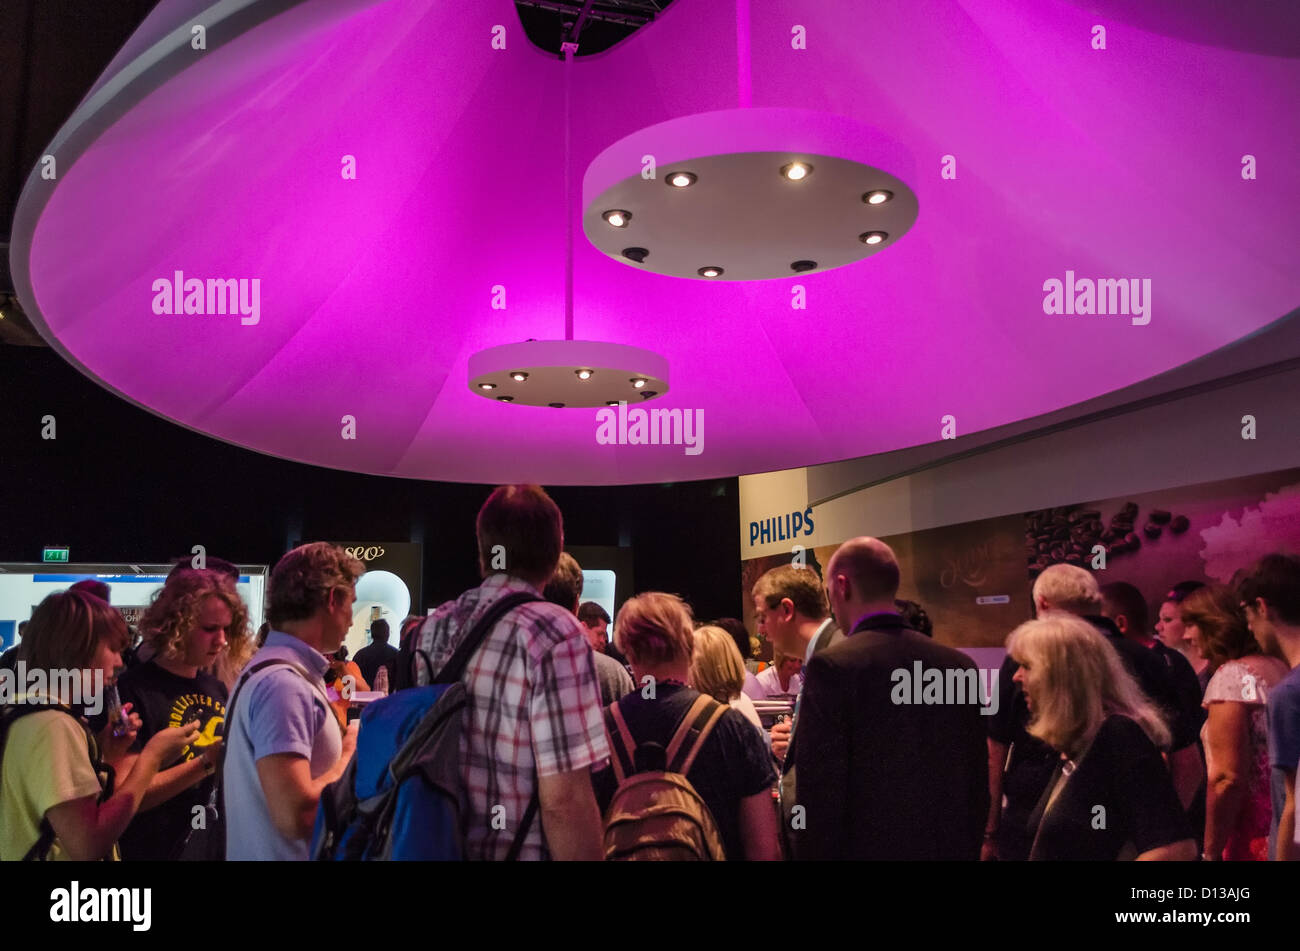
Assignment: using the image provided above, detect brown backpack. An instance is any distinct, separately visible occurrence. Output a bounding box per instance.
[601,694,728,861]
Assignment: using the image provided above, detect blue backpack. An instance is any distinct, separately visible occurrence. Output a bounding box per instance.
[310,591,541,861]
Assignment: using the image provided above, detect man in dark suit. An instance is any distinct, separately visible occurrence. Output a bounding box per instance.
[751,564,843,851]
[794,537,988,860]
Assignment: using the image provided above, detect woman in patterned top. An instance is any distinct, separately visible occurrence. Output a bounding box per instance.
[1182,584,1289,860]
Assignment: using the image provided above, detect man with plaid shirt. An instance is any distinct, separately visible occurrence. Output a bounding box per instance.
[415,484,607,860]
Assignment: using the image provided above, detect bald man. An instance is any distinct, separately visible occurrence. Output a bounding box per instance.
[793,538,988,860]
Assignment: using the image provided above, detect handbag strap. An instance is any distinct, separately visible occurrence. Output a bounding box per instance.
[1026,736,1097,860]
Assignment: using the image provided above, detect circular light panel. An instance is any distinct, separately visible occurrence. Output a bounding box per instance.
[468,340,669,408]
[587,151,915,280]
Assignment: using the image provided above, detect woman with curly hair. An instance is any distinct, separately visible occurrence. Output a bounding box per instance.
[1181,584,1289,861]
[113,568,250,860]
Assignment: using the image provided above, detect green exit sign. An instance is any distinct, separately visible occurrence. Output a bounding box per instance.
[42,547,69,563]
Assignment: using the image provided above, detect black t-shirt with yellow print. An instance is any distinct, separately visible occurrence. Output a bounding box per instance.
[116,660,227,861]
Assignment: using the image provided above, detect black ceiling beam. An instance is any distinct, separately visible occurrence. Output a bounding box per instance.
[569,0,597,44]
[515,0,651,29]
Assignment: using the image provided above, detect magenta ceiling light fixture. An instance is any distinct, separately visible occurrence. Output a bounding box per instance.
[582,0,919,281]
[468,39,669,409]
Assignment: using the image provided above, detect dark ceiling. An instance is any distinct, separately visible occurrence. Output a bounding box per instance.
[516,0,671,56]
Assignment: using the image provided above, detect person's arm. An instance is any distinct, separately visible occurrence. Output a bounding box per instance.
[739,789,781,860]
[528,620,610,860]
[984,738,1007,860]
[770,719,791,766]
[1168,744,1204,813]
[1278,770,1298,860]
[1202,701,1250,860]
[116,741,222,812]
[256,720,358,841]
[1110,717,1196,862]
[1137,839,1197,861]
[45,723,198,861]
[537,767,604,860]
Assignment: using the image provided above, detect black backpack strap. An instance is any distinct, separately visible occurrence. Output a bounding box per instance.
[1,703,110,861]
[226,658,322,750]
[215,658,322,847]
[434,590,542,684]
[394,622,435,693]
[431,590,543,857]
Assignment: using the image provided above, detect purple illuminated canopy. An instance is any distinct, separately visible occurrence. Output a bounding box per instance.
[11,0,1300,485]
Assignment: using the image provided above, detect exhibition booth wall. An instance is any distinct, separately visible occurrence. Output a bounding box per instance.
[740,363,1300,663]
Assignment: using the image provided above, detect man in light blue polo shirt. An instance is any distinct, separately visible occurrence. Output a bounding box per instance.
[224,543,362,860]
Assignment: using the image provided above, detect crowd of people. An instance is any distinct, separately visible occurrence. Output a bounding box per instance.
[2,482,1300,862]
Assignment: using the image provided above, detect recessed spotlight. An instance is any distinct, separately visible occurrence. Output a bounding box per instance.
[667,172,697,188]
[791,260,817,273]
[630,378,647,388]
[575,368,594,380]
[496,395,514,402]
[863,189,893,205]
[603,210,631,228]
[780,162,813,181]
[640,391,657,398]
[859,231,888,245]
[605,400,622,407]
[548,402,565,408]
[510,371,529,382]
[622,247,649,263]
[478,382,497,390]
[697,266,724,277]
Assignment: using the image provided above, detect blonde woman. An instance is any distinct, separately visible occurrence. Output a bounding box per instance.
[1008,614,1196,860]
[590,593,780,860]
[114,568,249,860]
[690,625,763,733]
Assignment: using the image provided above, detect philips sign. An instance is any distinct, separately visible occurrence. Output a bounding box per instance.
[749,507,815,547]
